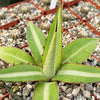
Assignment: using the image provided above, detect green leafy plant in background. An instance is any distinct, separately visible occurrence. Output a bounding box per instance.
[0,6,99,100]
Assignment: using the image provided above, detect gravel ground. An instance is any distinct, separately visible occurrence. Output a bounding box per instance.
[62,9,81,29]
[88,14,100,32]
[0,8,17,26]
[0,0,100,100]
[67,23,100,39]
[92,0,100,6]
[71,1,100,20]
[9,2,42,21]
[32,0,60,10]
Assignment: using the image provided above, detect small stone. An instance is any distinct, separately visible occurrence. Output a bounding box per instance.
[23,96,27,100]
[91,96,95,100]
[16,92,22,96]
[30,91,33,98]
[22,84,32,96]
[84,84,93,91]
[80,84,85,91]
[61,86,67,91]
[76,94,86,100]
[19,86,23,92]
[0,93,4,97]
[96,87,100,93]
[5,83,12,88]
[4,98,9,100]
[72,87,80,97]
[62,96,71,100]
[59,82,65,86]
[27,97,32,100]
[65,88,72,94]
[66,94,73,99]
[82,90,91,98]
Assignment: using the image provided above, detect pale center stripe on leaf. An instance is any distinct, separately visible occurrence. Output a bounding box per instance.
[0,72,43,78]
[43,83,49,100]
[58,70,100,77]
[0,52,29,63]
[30,26,43,55]
[63,41,93,63]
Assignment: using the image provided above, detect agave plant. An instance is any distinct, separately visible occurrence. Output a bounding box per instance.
[0,6,99,100]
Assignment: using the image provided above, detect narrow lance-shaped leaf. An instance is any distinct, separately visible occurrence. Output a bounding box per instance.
[62,38,99,64]
[27,22,45,65]
[0,65,47,82]
[43,6,62,78]
[33,82,58,100]
[42,9,58,64]
[0,47,35,65]
[52,64,100,83]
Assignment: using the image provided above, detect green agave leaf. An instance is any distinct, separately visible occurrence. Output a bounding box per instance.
[52,64,100,83]
[33,82,58,100]
[0,47,35,65]
[43,6,62,78]
[62,38,99,64]
[27,22,45,65]
[0,65,47,82]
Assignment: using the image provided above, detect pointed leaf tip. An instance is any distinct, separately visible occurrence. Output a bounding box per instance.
[0,47,35,65]
[62,38,99,64]
[27,21,45,66]
[43,7,62,78]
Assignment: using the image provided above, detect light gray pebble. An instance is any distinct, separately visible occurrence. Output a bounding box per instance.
[5,83,12,88]
[22,84,32,96]
[23,96,27,100]
[59,82,65,86]
[62,96,71,100]
[19,86,23,92]
[92,60,98,66]
[93,92,100,99]
[76,94,86,100]
[4,98,9,100]
[0,93,4,97]
[72,87,80,97]
[65,88,72,94]
[66,94,73,99]
[84,84,93,91]
[61,86,67,91]
[30,91,34,97]
[27,97,32,100]
[96,87,100,93]
[16,92,22,96]
[27,82,32,84]
[82,90,91,98]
